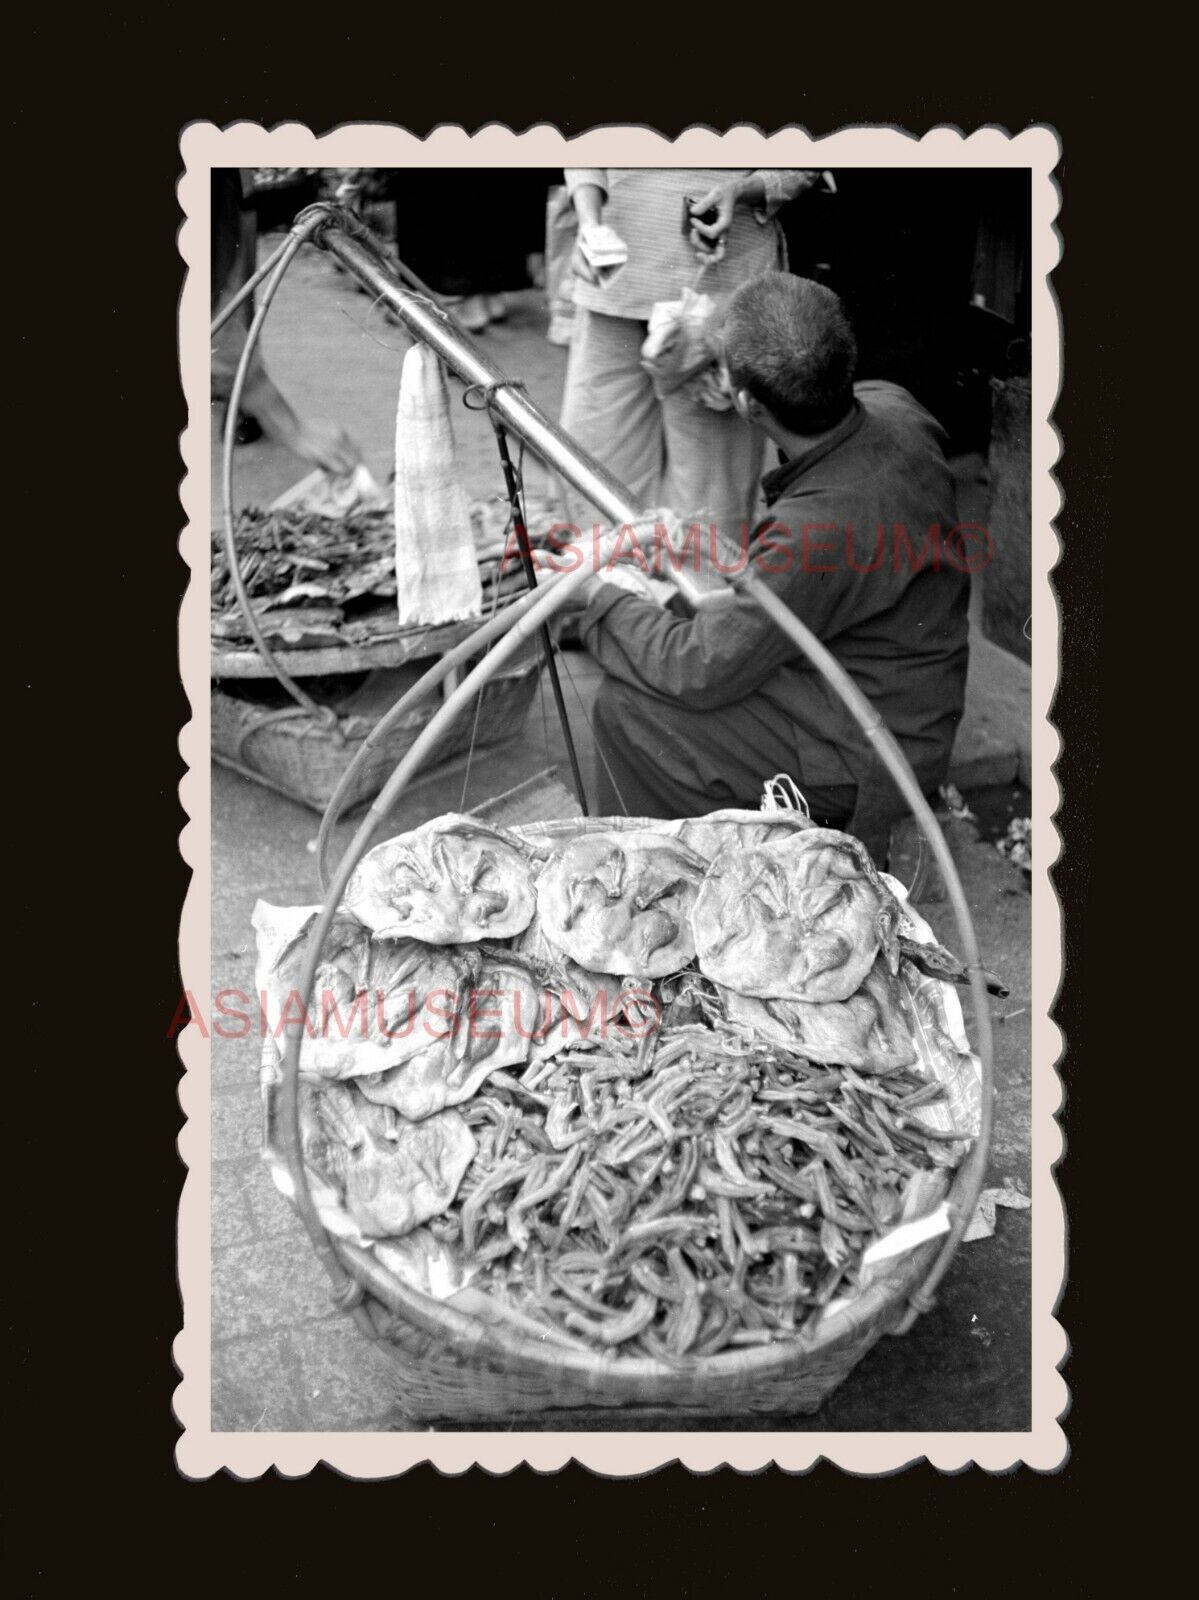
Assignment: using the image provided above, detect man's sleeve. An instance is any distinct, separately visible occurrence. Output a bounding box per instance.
[749,170,821,221]
[577,514,847,708]
[564,168,608,199]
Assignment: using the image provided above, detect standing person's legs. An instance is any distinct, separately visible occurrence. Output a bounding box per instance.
[210,176,359,476]
[659,390,766,547]
[544,185,577,346]
[590,675,856,824]
[559,309,664,525]
[211,176,271,426]
[211,170,255,317]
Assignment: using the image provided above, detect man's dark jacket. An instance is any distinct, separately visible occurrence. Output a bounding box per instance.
[578,380,972,844]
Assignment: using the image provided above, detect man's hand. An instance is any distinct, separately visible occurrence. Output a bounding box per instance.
[289,419,362,477]
[570,239,599,287]
[552,517,675,611]
[245,376,364,477]
[687,179,745,263]
[596,565,665,604]
[572,223,629,286]
[556,563,664,614]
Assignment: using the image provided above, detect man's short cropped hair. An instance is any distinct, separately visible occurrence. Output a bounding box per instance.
[723,273,858,434]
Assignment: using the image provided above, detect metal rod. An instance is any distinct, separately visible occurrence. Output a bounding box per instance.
[316,221,643,529]
[493,424,589,815]
[211,230,296,338]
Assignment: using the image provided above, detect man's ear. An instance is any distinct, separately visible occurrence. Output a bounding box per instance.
[735,388,767,425]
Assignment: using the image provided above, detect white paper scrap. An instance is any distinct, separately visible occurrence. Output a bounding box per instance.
[860,1201,952,1272]
[963,1182,1032,1242]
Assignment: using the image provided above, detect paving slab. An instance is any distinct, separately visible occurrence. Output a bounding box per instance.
[210,1158,257,1250]
[211,1082,266,1164]
[212,1332,308,1433]
[950,629,1032,791]
[212,1236,334,1342]
[290,1320,399,1433]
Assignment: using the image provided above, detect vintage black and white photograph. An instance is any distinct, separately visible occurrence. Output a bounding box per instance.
[177,126,1061,1470]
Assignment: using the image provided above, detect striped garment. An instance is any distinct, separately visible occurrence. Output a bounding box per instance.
[563,168,814,319]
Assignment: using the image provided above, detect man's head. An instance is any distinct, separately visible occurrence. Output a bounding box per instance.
[722,273,858,437]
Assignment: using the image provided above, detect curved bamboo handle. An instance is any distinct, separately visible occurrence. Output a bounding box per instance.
[730,569,995,1326]
[315,580,551,893]
[278,551,612,1298]
[217,211,335,718]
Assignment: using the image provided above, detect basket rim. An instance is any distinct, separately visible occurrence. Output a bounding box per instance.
[264,1122,960,1387]
[331,1222,946,1390]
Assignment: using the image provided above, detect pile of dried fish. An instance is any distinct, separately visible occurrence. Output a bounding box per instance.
[445,1018,960,1357]
[212,494,563,650]
[259,814,981,1360]
[212,507,395,615]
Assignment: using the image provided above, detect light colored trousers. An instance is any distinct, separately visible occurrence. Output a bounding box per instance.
[559,307,765,539]
[544,185,577,332]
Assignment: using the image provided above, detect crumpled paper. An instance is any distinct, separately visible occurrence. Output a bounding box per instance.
[640,288,731,410]
[269,462,386,515]
[963,1179,1031,1242]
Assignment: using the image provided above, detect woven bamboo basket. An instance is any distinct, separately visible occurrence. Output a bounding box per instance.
[212,658,539,814]
[261,551,996,1428]
[262,810,982,1423]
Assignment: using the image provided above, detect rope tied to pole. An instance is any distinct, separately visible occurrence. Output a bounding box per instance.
[462,379,529,411]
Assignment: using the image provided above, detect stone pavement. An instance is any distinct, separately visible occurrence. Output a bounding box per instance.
[210,775,400,1432]
[209,662,612,1433]
[206,240,1034,1432]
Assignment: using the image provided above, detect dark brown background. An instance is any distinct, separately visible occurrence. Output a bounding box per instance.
[10,19,1125,1588]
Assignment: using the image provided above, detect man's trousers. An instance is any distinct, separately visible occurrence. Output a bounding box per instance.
[589,674,857,826]
[560,307,765,540]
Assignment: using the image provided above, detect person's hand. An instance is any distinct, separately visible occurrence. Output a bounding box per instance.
[572,223,629,286]
[548,540,634,612]
[333,168,367,206]
[596,565,661,603]
[687,179,743,260]
[556,564,657,614]
[552,571,600,613]
[554,516,673,611]
[292,419,362,477]
[570,239,599,286]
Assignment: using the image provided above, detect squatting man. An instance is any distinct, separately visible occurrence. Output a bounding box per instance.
[556,272,973,864]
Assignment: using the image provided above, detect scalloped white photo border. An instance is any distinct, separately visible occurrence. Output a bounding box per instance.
[176,121,1065,1478]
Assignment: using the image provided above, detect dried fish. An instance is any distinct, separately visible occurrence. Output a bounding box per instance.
[290,842,976,1358]
[564,1294,658,1346]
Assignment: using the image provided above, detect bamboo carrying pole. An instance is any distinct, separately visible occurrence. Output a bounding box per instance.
[310,208,647,530]
[238,205,995,1375]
